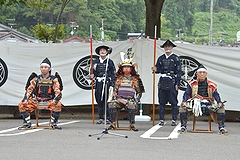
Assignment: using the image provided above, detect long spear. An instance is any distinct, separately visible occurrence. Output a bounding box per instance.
[90,25,95,124]
[152,25,157,126]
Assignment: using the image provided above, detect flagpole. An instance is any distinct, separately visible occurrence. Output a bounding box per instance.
[90,25,95,124]
[152,25,157,126]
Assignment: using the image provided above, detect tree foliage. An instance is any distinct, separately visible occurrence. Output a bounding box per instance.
[0,0,26,5]
[31,24,64,43]
[162,0,240,43]
[1,0,240,43]
[53,0,71,42]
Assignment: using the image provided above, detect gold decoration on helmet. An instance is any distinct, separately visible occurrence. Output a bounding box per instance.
[119,48,135,67]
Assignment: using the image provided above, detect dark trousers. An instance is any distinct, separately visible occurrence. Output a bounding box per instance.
[158,88,178,121]
[95,81,110,120]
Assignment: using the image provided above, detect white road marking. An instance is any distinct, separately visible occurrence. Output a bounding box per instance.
[0,120,80,137]
[140,123,181,140]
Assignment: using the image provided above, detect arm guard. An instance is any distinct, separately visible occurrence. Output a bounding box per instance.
[137,78,145,93]
[52,77,62,103]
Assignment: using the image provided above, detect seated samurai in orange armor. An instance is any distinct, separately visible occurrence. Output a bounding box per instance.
[18,57,63,130]
[108,50,145,131]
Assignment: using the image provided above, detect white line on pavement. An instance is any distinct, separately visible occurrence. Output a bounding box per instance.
[140,123,181,140]
[0,120,80,137]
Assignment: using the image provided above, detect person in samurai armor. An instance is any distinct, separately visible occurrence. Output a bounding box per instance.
[151,40,182,126]
[90,45,116,124]
[18,57,63,130]
[179,64,228,135]
[107,50,145,131]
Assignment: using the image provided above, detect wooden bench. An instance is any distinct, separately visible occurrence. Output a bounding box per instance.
[34,101,52,129]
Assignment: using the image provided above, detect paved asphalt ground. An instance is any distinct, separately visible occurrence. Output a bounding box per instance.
[0,117,239,160]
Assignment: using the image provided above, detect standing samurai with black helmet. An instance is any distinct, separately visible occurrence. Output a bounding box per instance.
[152,40,182,126]
[90,45,116,124]
[107,50,145,131]
[18,57,63,130]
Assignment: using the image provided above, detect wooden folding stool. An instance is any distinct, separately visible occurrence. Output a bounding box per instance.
[116,109,130,130]
[191,112,214,133]
[35,101,52,129]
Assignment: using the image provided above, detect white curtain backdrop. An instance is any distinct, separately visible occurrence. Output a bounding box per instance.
[0,39,239,111]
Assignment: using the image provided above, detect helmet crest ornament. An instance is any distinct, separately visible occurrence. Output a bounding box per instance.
[119,48,135,67]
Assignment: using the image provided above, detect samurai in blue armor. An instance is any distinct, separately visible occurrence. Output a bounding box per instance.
[152,40,182,126]
[90,45,116,124]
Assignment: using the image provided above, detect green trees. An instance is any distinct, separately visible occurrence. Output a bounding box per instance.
[163,0,195,37]
[1,0,240,43]
[31,24,64,43]
[0,0,146,42]
[0,0,27,5]
[53,0,71,42]
[162,0,240,44]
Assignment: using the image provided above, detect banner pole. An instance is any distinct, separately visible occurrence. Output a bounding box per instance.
[90,25,95,124]
[152,25,157,126]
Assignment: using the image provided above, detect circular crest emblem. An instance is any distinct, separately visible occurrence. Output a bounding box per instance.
[72,55,98,90]
[0,58,8,87]
[179,56,201,91]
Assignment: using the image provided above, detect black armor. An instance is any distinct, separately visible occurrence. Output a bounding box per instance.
[161,58,176,75]
[155,52,182,122]
[36,76,54,99]
[92,57,116,120]
[197,79,208,97]
[95,62,107,77]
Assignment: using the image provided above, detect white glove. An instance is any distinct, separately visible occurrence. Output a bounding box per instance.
[192,98,202,117]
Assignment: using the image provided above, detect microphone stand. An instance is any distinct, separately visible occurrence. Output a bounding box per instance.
[89,54,128,140]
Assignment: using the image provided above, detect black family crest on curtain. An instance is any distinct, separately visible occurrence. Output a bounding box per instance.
[0,58,8,87]
[72,55,98,90]
[179,56,201,91]
[72,55,200,91]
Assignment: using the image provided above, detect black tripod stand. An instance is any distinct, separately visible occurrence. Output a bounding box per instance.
[88,54,128,140]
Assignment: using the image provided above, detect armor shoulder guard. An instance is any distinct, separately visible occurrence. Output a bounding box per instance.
[207,80,217,88]
[109,59,114,65]
[25,72,38,90]
[173,54,180,61]
[158,54,165,62]
[188,79,197,87]
[55,72,63,91]
[94,58,100,63]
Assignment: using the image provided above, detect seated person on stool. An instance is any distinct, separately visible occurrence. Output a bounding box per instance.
[18,57,62,130]
[179,64,227,135]
[108,51,145,131]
